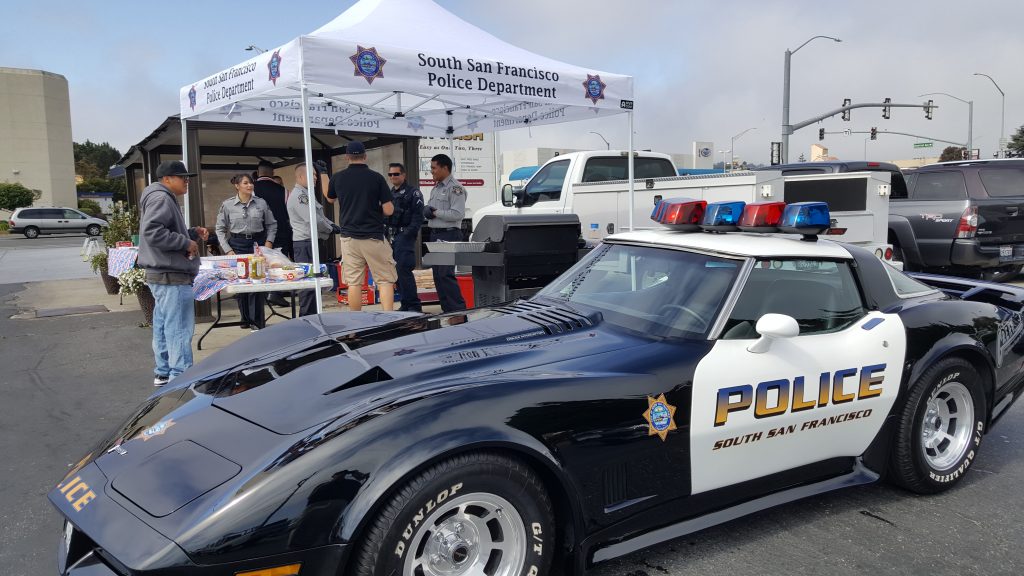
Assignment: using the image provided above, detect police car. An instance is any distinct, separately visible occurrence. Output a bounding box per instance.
[50,200,1024,576]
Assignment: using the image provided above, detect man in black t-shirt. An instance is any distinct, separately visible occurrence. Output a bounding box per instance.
[327,141,398,311]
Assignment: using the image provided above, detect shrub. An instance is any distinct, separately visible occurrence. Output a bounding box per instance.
[78,199,103,217]
[0,221,9,234]
[0,182,38,212]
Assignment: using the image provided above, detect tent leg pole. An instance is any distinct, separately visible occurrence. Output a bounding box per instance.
[628,110,634,231]
[181,118,190,227]
[300,86,323,314]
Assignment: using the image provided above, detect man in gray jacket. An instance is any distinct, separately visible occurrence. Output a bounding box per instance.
[137,161,208,386]
[287,162,340,316]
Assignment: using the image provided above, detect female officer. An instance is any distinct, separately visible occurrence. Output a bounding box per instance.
[215,173,277,330]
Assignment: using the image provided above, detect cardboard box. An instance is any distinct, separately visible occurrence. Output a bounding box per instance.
[337,287,377,306]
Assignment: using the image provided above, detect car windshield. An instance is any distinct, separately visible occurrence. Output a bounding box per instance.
[535,243,742,339]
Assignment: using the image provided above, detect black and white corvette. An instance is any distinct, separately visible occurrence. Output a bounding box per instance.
[50,201,1024,576]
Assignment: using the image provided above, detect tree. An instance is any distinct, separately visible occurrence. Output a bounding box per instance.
[73,140,122,177]
[0,182,41,211]
[939,146,968,162]
[1008,124,1024,158]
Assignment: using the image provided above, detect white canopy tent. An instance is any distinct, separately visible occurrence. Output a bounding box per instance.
[179,0,635,313]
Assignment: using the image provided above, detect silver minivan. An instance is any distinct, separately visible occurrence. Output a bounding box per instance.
[8,207,107,239]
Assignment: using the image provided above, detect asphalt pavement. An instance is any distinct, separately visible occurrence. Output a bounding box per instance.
[0,234,97,284]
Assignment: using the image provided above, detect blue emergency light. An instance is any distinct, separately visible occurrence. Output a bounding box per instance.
[700,201,746,232]
[778,202,831,238]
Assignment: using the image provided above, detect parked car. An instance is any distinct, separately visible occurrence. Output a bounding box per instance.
[49,200,1024,576]
[888,159,1024,281]
[8,207,107,239]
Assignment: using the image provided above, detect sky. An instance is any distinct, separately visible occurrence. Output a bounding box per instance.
[2,0,1023,166]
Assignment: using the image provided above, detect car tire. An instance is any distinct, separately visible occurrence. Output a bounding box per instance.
[23,226,39,239]
[889,357,987,494]
[86,224,102,237]
[891,242,914,272]
[353,452,555,576]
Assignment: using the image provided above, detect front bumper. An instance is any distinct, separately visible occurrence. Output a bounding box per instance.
[951,239,1024,268]
[50,463,348,575]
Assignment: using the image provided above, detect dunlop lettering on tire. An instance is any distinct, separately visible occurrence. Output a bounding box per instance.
[889,357,987,494]
[353,452,555,576]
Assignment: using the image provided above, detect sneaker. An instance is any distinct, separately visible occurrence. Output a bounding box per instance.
[250,327,261,332]
[153,375,170,387]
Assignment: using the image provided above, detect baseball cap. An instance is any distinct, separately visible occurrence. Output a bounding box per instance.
[155,160,197,178]
[346,141,366,155]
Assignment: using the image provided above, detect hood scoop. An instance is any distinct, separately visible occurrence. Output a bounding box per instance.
[325,366,393,395]
[495,300,598,334]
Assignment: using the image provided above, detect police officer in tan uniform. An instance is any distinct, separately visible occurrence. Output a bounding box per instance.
[424,153,467,312]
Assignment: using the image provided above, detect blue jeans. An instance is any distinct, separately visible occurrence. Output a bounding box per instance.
[148,283,195,378]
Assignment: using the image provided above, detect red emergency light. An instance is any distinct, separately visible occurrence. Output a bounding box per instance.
[651,198,706,231]
[737,202,786,232]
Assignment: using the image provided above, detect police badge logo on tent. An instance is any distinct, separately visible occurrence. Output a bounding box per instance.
[268,50,283,85]
[350,45,387,85]
[188,85,197,111]
[583,74,606,104]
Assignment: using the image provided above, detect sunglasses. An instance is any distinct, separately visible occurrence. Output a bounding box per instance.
[387,173,402,177]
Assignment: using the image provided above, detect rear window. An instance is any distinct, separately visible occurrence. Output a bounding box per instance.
[882,264,937,297]
[581,157,676,181]
[911,171,968,201]
[17,209,40,218]
[979,168,1024,198]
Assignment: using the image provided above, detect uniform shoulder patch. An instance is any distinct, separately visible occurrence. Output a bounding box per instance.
[298,192,308,204]
[451,186,466,196]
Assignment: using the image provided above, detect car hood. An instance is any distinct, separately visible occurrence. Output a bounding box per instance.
[190,299,626,434]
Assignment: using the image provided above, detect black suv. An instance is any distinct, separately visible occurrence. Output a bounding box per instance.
[889,159,1024,281]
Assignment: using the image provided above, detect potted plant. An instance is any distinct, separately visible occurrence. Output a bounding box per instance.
[117,267,154,326]
[102,202,139,248]
[89,251,119,295]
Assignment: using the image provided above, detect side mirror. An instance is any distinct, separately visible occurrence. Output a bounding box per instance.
[501,184,514,207]
[747,313,799,354]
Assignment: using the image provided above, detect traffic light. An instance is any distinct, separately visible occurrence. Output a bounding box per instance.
[870,127,877,140]
[819,128,825,141]
[841,98,851,121]
[882,97,891,120]
[925,99,934,120]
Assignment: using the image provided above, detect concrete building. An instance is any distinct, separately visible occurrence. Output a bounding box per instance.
[0,68,76,216]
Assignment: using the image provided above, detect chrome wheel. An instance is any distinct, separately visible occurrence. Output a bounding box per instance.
[404,493,526,576]
[921,380,975,471]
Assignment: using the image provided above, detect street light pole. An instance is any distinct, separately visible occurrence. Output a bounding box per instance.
[919,92,973,157]
[974,73,1005,156]
[730,127,757,172]
[782,35,841,163]
[589,131,610,150]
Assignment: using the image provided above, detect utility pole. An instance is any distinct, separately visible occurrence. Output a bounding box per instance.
[781,35,841,163]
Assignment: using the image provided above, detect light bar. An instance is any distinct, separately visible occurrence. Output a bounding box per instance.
[738,202,786,233]
[651,198,706,231]
[778,202,830,237]
[701,201,746,232]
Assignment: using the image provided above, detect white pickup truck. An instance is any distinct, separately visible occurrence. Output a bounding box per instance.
[473,150,897,264]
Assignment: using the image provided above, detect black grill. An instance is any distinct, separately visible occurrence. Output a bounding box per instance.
[425,214,582,307]
[471,214,581,306]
